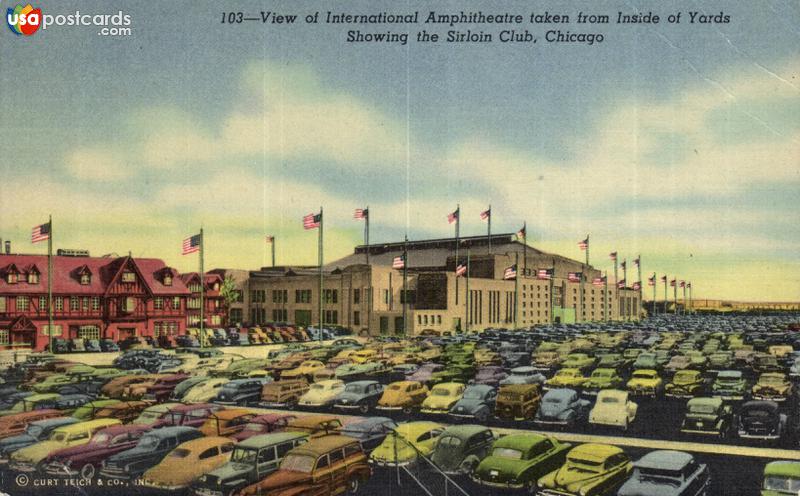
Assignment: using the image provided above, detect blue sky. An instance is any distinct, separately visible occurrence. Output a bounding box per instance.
[1,0,798,300]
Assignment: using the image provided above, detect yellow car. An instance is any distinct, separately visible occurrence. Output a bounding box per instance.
[626,369,664,397]
[377,381,429,414]
[141,436,234,491]
[351,349,379,364]
[9,418,121,472]
[370,421,444,467]
[281,360,326,381]
[545,368,588,389]
[420,382,465,414]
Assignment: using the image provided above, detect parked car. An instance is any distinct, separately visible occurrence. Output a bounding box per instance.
[618,450,710,496]
[752,373,793,402]
[9,418,121,472]
[215,378,272,406]
[537,443,633,496]
[431,424,495,475]
[284,415,343,438]
[141,436,235,491]
[534,388,591,428]
[41,424,151,479]
[582,368,624,394]
[191,432,309,496]
[183,378,231,403]
[712,370,749,400]
[298,379,346,408]
[420,382,465,414]
[200,408,258,437]
[761,460,800,496]
[0,417,79,464]
[337,417,397,454]
[500,367,546,386]
[230,413,296,442]
[100,426,203,479]
[665,370,707,399]
[546,368,588,390]
[260,379,309,408]
[472,433,571,492]
[473,366,508,387]
[334,380,384,414]
[0,410,63,441]
[737,400,787,441]
[589,389,638,431]
[376,381,429,414]
[496,384,542,421]
[626,369,663,397]
[680,397,733,438]
[561,353,596,372]
[237,435,371,496]
[449,384,497,423]
[94,401,154,424]
[369,421,443,467]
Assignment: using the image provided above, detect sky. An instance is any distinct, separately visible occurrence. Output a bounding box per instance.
[0,0,798,301]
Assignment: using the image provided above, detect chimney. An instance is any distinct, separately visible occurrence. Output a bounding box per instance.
[4,241,9,255]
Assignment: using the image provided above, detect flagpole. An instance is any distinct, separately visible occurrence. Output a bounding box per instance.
[604,271,608,322]
[683,283,687,316]
[199,227,205,348]
[365,206,370,266]
[622,259,628,321]
[523,221,527,276]
[487,206,491,255]
[455,204,460,305]
[465,248,470,333]
[402,236,408,336]
[579,271,584,323]
[614,257,619,321]
[673,279,678,315]
[689,283,693,314]
[652,272,657,316]
[585,234,589,267]
[514,252,519,330]
[271,237,276,267]
[47,215,53,352]
[318,207,324,341]
[549,261,555,324]
[663,276,668,314]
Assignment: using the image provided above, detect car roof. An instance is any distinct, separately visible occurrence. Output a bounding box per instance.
[239,431,308,448]
[289,434,359,456]
[395,421,442,436]
[440,425,491,438]
[492,433,549,450]
[145,426,198,438]
[500,384,538,393]
[634,450,693,471]
[286,415,340,428]
[176,436,232,451]
[210,408,254,419]
[688,397,723,408]
[568,443,623,462]
[764,461,800,477]
[59,418,120,432]
[32,417,78,428]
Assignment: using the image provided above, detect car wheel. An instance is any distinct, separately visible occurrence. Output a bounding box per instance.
[475,410,489,423]
[80,463,95,480]
[402,406,413,415]
[347,477,360,494]
[358,403,369,414]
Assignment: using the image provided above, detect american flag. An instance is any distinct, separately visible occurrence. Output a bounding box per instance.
[592,277,605,287]
[537,268,552,280]
[660,275,667,283]
[354,208,368,219]
[578,237,588,251]
[265,235,274,243]
[633,281,641,291]
[687,282,692,289]
[31,222,51,243]
[670,279,677,287]
[516,225,526,239]
[479,208,490,221]
[620,260,627,270]
[182,234,201,255]
[633,256,640,267]
[609,251,617,261]
[617,279,626,289]
[503,265,517,280]
[648,275,656,286]
[392,255,405,269]
[447,209,459,224]
[455,262,467,277]
[568,272,581,282]
[303,212,322,230]
[680,280,686,288]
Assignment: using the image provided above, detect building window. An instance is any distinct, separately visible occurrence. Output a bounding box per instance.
[28,272,39,284]
[122,271,136,283]
[77,325,100,340]
[80,273,91,285]
[39,296,47,311]
[230,308,243,323]
[383,289,390,304]
[437,315,442,324]
[82,297,90,311]
[323,289,338,304]
[353,311,360,326]
[92,297,100,311]
[0,330,8,345]
[7,273,17,284]
[172,297,181,309]
[70,296,79,311]
[122,297,135,312]
[323,310,338,325]
[16,296,29,311]
[163,274,173,286]
[0,297,5,313]
[154,297,164,310]
[353,289,360,304]
[55,297,63,312]
[188,297,201,309]
[294,289,312,303]
[210,315,222,326]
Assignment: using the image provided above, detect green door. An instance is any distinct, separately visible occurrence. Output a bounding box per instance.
[294,310,311,327]
[379,317,389,335]
[394,317,404,335]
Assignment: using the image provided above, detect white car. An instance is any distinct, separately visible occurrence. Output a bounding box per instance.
[182,378,230,403]
[298,379,346,407]
[589,389,638,430]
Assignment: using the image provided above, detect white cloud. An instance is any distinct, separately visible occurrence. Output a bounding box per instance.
[64,147,133,182]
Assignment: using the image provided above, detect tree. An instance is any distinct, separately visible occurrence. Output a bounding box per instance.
[219,274,241,325]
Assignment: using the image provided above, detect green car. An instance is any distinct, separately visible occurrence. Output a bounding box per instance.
[0,393,61,416]
[538,443,633,496]
[561,353,596,372]
[762,461,800,496]
[472,433,571,491]
[583,368,624,394]
[430,363,476,385]
[72,399,122,420]
[665,370,706,399]
[31,374,77,394]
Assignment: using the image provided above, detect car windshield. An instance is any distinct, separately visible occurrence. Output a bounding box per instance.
[91,433,110,445]
[243,423,265,432]
[764,476,800,492]
[437,436,461,448]
[633,372,653,379]
[567,458,602,473]
[601,396,620,404]
[389,384,403,390]
[345,385,365,393]
[462,389,484,400]
[492,448,523,460]
[134,411,162,424]
[761,376,784,384]
[639,468,682,484]
[27,424,45,438]
[169,448,191,459]
[230,447,257,464]
[432,388,451,397]
[593,370,612,378]
[49,431,68,442]
[544,396,564,404]
[310,384,326,391]
[689,404,717,414]
[280,454,315,473]
[137,435,160,450]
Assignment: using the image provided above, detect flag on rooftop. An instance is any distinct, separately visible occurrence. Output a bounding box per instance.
[392,255,405,269]
[447,208,459,224]
[503,265,517,280]
[31,222,51,244]
[568,272,581,282]
[354,208,368,219]
[661,275,668,283]
[578,237,589,251]
[609,251,617,261]
[621,260,627,270]
[537,268,553,280]
[680,280,686,288]
[479,208,490,221]
[648,275,656,286]
[670,278,677,287]
[455,262,467,277]
[592,276,605,287]
[633,281,641,291]
[182,234,201,255]
[617,279,626,289]
[303,212,322,230]
[516,225,526,239]
[633,256,640,267]
[265,235,274,243]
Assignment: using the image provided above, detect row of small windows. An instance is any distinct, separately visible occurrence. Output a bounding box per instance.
[417,314,442,326]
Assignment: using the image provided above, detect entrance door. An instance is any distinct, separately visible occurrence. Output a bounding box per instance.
[394,317,404,335]
[379,317,389,335]
[452,317,461,332]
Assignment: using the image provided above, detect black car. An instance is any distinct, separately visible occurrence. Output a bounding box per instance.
[336,416,396,453]
[736,400,787,442]
[215,378,271,405]
[534,388,592,427]
[99,339,119,352]
[175,335,200,348]
[84,339,102,352]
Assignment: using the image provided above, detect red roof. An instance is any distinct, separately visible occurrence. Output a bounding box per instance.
[0,254,190,296]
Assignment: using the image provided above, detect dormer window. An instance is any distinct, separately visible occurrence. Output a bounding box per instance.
[28,272,39,284]
[213,283,220,291]
[122,271,136,283]
[163,274,173,286]
[7,273,17,284]
[80,273,91,285]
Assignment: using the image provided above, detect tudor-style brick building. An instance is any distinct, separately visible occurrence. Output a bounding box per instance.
[0,253,226,351]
